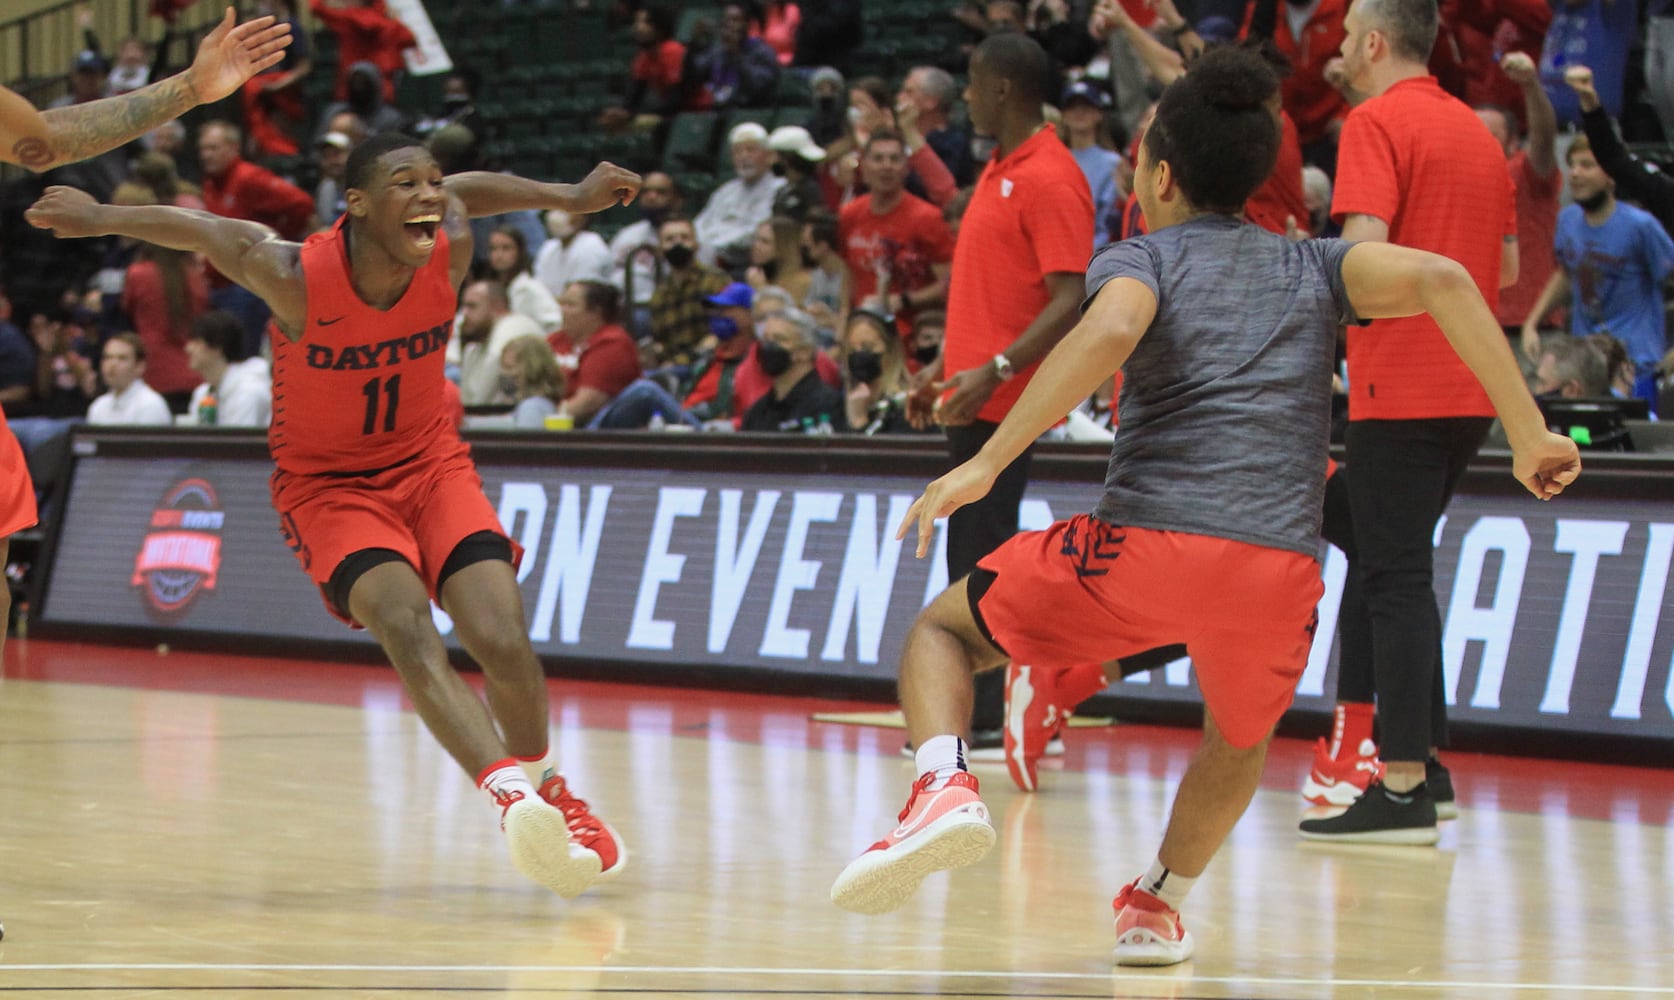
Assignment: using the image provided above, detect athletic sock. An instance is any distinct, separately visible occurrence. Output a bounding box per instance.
[1136,859,1197,912]
[914,734,968,790]
[477,758,538,810]
[1332,701,1376,759]
[1058,662,1111,710]
[514,750,557,789]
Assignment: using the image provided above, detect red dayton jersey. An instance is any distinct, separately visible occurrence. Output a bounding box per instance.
[269,217,459,475]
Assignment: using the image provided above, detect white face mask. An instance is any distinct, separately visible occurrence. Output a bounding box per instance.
[847,106,865,127]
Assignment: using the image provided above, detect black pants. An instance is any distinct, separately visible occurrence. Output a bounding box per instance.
[1329,417,1492,763]
[945,420,1034,732]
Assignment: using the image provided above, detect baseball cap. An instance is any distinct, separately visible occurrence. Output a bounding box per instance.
[809,66,845,92]
[706,282,754,309]
[1194,16,1239,45]
[317,131,353,151]
[1059,80,1111,110]
[768,125,825,163]
[73,50,110,74]
[728,121,770,147]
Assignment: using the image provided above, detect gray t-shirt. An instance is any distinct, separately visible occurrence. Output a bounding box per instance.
[1084,215,1360,557]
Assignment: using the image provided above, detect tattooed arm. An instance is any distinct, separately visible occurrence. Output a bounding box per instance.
[0,8,290,171]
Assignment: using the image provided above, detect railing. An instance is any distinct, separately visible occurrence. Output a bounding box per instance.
[1,0,233,105]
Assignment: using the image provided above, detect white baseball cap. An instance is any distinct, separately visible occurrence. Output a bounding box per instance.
[768,125,825,162]
[728,121,770,147]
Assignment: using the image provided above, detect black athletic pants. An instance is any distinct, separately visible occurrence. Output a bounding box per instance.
[945,420,1034,733]
[1327,417,1492,763]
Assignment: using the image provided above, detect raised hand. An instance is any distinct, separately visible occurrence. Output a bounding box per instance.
[184,8,294,105]
[1499,51,1538,86]
[572,161,643,213]
[1562,65,1600,112]
[25,186,104,240]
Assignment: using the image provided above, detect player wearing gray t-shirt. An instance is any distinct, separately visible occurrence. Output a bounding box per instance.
[832,46,1578,969]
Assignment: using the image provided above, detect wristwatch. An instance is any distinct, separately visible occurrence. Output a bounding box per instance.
[990,353,1015,381]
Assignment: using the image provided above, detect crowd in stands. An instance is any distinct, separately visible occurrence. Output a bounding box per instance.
[3,0,1673,469]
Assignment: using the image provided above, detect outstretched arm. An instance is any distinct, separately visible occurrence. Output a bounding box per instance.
[25,186,307,337]
[897,278,1156,557]
[0,9,291,171]
[1340,241,1579,499]
[443,162,644,220]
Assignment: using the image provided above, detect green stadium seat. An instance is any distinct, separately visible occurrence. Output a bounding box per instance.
[662,111,720,172]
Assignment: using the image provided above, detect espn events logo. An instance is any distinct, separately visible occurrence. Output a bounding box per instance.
[131,478,225,617]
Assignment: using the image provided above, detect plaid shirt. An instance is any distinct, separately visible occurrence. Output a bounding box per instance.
[649,264,730,366]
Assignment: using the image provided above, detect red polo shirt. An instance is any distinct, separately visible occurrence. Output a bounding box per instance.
[567,324,641,400]
[1333,76,1516,421]
[1245,110,1308,236]
[943,127,1094,424]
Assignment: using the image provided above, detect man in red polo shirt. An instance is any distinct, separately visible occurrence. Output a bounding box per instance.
[1298,0,1517,845]
[905,33,1093,770]
[554,280,643,428]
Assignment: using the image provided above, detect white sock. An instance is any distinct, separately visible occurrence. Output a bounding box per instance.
[914,734,968,790]
[1137,859,1197,912]
[477,759,538,810]
[515,750,557,789]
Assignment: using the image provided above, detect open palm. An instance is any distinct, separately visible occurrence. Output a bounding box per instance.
[187,8,294,104]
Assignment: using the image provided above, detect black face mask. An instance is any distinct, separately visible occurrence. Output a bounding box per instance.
[663,244,695,268]
[1576,190,1611,213]
[442,94,471,111]
[847,349,883,384]
[771,161,788,177]
[757,341,793,377]
[914,343,940,367]
[814,94,839,114]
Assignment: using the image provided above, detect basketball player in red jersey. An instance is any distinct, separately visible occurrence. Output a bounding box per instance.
[27,133,642,899]
[1,7,293,667]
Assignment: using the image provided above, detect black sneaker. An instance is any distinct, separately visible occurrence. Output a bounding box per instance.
[1299,780,1440,845]
[1427,757,1458,821]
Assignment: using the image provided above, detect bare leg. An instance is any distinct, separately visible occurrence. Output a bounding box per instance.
[898,577,1009,747]
[1156,712,1270,877]
[440,559,549,760]
[347,561,506,776]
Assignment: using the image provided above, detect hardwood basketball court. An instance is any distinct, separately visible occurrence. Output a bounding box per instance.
[1,638,1669,998]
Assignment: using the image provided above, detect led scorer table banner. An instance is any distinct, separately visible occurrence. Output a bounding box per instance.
[38,432,1674,742]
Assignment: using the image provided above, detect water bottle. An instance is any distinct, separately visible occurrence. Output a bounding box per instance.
[648,411,666,431]
[800,416,815,434]
[815,413,834,436]
[197,390,218,426]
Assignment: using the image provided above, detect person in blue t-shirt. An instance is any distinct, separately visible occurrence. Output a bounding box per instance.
[1521,135,1674,411]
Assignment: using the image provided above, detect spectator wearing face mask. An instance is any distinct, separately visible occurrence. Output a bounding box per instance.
[768,126,830,221]
[840,309,921,435]
[534,209,613,300]
[496,335,567,429]
[649,215,731,369]
[610,172,682,337]
[741,307,844,432]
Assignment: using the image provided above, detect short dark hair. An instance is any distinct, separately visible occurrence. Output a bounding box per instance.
[346,131,429,192]
[448,67,481,99]
[1142,46,1280,215]
[806,209,839,249]
[658,212,694,236]
[107,331,147,363]
[862,128,906,157]
[641,2,677,39]
[972,32,1051,106]
[570,280,621,324]
[189,310,248,362]
[1361,0,1438,63]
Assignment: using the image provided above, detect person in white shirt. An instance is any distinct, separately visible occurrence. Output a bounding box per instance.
[87,332,172,425]
[185,310,271,426]
[694,122,786,272]
[485,225,561,335]
[533,209,612,299]
[455,279,543,406]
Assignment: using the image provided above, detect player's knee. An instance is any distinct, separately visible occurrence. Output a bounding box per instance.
[455,614,534,667]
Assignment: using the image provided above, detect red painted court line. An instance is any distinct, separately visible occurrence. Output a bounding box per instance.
[5,637,1670,824]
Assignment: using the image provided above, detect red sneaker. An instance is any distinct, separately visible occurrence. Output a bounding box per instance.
[1004,663,1066,793]
[830,771,995,915]
[1301,737,1385,808]
[538,774,628,881]
[1112,880,1195,966]
[496,788,603,898]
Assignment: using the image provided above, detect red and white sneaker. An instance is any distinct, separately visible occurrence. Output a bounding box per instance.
[1301,738,1385,808]
[538,774,627,881]
[1004,663,1066,793]
[496,788,603,898]
[830,770,995,915]
[1112,880,1195,966]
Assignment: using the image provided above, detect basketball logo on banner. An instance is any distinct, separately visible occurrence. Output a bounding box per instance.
[132,478,226,618]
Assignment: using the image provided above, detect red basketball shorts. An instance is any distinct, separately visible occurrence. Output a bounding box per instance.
[973,515,1324,748]
[270,441,512,626]
[0,416,38,539]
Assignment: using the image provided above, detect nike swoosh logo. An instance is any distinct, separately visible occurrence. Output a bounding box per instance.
[891,787,957,840]
[317,316,345,326]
